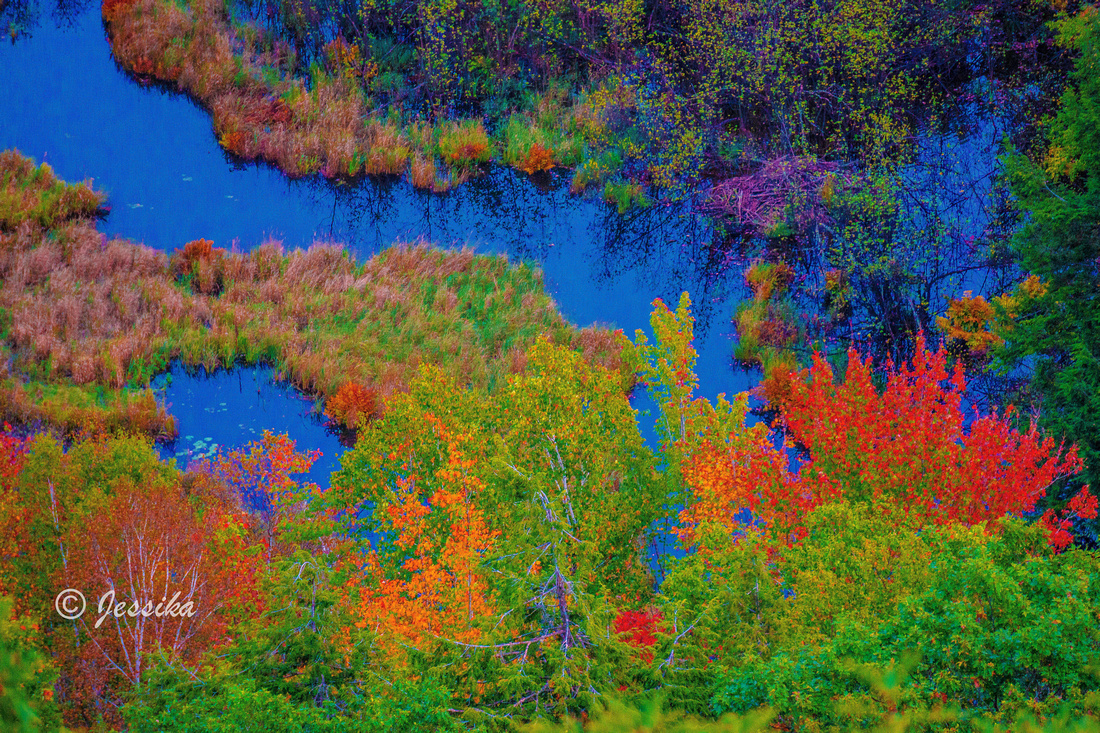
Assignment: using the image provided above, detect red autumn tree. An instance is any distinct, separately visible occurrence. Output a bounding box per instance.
[778,336,1082,531]
[0,427,30,607]
[642,296,1083,549]
[56,473,264,727]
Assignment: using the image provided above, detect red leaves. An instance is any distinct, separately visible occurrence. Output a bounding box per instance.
[675,330,1082,550]
[1069,486,1099,519]
[1041,486,1097,552]
[57,477,259,726]
[207,430,320,505]
[614,608,664,662]
[0,426,29,602]
[101,0,136,23]
[203,431,323,558]
[778,336,1081,533]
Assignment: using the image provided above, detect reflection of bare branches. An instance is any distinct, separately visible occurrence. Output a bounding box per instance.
[1,0,39,41]
[778,108,1018,366]
[586,196,741,340]
[1,0,93,39]
[295,172,401,256]
[52,0,91,25]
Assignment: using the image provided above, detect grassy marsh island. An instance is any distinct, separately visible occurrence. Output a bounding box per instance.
[0,150,628,437]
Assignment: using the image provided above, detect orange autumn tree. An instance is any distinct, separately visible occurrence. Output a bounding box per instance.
[203,430,324,559]
[324,382,381,431]
[349,415,499,657]
[330,366,492,643]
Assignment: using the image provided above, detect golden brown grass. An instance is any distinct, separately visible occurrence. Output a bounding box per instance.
[0,150,104,230]
[100,0,589,189]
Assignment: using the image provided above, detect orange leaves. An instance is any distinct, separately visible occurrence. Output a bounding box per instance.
[325,382,381,431]
[171,238,228,294]
[520,143,556,175]
[446,142,490,167]
[220,130,252,157]
[323,37,365,80]
[346,418,498,657]
[387,487,430,551]
[936,291,1003,361]
[937,276,1049,366]
[181,238,215,262]
[677,435,807,546]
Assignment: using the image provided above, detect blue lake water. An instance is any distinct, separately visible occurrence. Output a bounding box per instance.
[0,4,747,346]
[150,363,346,490]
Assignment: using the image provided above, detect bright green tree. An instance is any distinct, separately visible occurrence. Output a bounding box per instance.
[998,6,1100,544]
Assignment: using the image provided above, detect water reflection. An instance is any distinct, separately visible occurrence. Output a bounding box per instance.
[1,0,91,41]
[760,99,1020,372]
[0,2,751,403]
